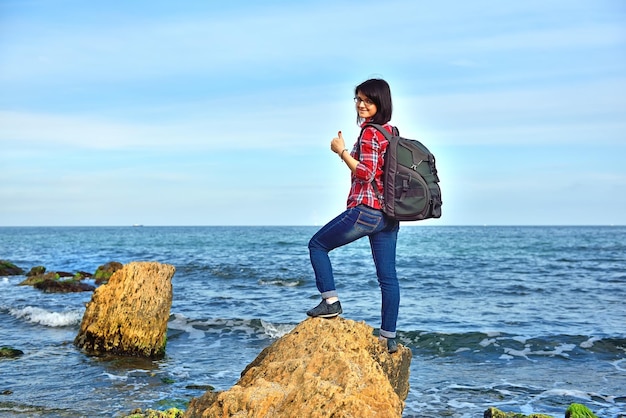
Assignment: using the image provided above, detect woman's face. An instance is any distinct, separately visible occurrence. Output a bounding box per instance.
[355,91,377,120]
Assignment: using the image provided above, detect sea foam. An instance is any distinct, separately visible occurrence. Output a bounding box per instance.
[10,306,82,327]
[260,319,295,339]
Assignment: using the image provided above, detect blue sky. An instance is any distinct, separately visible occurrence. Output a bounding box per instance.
[1,0,625,226]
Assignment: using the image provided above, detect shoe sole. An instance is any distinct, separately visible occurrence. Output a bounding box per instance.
[307,311,342,318]
[319,312,341,318]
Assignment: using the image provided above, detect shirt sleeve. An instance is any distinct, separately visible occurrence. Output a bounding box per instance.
[354,127,381,182]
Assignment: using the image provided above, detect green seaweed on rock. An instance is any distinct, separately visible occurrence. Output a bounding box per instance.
[565,403,598,418]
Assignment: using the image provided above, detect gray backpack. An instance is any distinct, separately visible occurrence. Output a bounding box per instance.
[359,123,442,221]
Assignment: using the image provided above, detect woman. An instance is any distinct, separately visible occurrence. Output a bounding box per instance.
[307,78,400,353]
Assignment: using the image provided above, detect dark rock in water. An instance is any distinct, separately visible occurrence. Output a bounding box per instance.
[185,317,412,418]
[185,384,215,391]
[94,261,123,285]
[26,265,46,277]
[34,278,96,293]
[0,346,24,358]
[484,407,546,417]
[566,403,598,418]
[19,271,60,286]
[0,260,24,276]
[76,270,93,279]
[75,261,175,359]
[19,271,94,292]
[121,408,184,417]
[484,404,598,417]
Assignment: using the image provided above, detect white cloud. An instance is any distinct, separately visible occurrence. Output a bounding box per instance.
[0,111,178,150]
[0,105,329,152]
[393,78,626,145]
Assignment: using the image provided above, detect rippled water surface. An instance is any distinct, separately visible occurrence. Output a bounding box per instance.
[1,226,625,417]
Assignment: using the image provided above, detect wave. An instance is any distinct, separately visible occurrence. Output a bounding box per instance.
[260,320,296,338]
[8,306,83,327]
[166,313,626,362]
[167,313,296,341]
[257,279,303,287]
[399,330,626,361]
[176,262,308,285]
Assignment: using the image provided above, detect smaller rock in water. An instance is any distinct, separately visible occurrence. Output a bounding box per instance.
[0,260,24,276]
[566,403,598,418]
[0,346,24,358]
[74,261,175,359]
[93,261,123,285]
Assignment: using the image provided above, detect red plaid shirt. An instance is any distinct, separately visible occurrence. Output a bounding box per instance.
[346,122,393,209]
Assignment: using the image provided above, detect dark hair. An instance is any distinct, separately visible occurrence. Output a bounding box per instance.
[354,78,393,125]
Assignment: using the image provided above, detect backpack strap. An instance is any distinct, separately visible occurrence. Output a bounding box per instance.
[361,123,399,139]
[357,123,398,154]
[357,123,398,205]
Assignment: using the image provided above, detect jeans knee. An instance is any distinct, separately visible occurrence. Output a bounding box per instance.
[378,275,399,291]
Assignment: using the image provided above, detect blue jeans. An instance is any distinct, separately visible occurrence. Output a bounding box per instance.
[308,205,400,338]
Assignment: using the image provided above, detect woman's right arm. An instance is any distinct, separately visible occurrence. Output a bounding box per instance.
[331,131,359,173]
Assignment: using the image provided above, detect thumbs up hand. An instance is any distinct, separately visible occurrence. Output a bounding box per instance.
[330,131,346,155]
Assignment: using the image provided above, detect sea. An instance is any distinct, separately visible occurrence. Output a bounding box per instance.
[0,225,624,418]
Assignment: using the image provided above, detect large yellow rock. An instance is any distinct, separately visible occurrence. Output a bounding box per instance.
[185,317,412,418]
[74,261,175,359]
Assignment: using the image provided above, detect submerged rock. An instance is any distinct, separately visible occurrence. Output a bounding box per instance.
[484,403,599,418]
[26,265,46,277]
[566,403,598,418]
[76,270,93,279]
[185,317,412,418]
[19,271,59,286]
[74,261,175,359]
[94,261,123,285]
[34,278,95,293]
[123,408,184,418]
[20,271,95,292]
[0,346,24,358]
[0,260,24,276]
[484,407,553,417]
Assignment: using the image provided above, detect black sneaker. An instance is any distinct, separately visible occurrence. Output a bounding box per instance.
[306,299,343,318]
[387,338,398,353]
